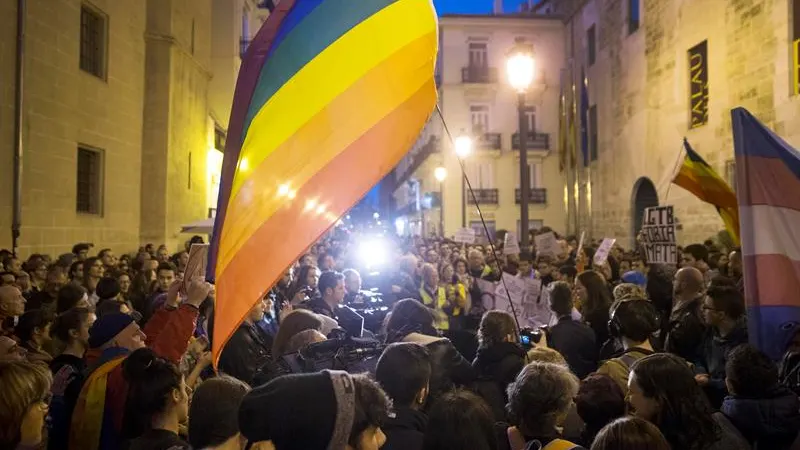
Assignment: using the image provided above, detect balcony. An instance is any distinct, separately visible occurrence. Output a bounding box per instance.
[395,135,441,187]
[240,38,252,59]
[422,192,441,209]
[461,66,498,83]
[467,189,499,205]
[512,132,550,151]
[515,188,547,204]
[475,132,501,151]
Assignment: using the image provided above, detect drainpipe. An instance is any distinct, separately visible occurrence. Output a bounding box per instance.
[12,0,25,255]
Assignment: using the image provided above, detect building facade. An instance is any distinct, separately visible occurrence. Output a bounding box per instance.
[547,0,800,247]
[393,14,567,240]
[0,0,269,256]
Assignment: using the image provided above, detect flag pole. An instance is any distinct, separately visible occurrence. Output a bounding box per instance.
[664,139,688,202]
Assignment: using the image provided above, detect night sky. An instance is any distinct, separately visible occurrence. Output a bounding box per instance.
[433,0,525,14]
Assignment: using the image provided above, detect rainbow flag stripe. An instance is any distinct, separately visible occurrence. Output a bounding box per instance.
[207,0,438,360]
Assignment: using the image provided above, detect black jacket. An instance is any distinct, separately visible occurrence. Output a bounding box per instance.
[548,316,598,379]
[382,407,427,450]
[402,332,476,406]
[665,297,706,361]
[696,321,749,408]
[722,387,800,450]
[472,342,526,421]
[218,322,272,385]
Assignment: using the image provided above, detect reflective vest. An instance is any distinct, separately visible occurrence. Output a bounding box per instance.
[419,285,449,330]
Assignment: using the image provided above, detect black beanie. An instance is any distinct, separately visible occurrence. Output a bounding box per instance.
[239,370,355,450]
[95,277,121,300]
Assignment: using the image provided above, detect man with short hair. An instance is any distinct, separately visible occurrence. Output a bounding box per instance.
[665,266,707,361]
[596,298,660,392]
[547,281,597,379]
[219,297,272,384]
[317,253,335,272]
[98,248,117,271]
[301,271,346,321]
[0,285,26,336]
[375,343,431,450]
[343,269,362,305]
[695,282,748,408]
[0,271,16,286]
[419,263,449,331]
[188,376,251,450]
[682,243,710,273]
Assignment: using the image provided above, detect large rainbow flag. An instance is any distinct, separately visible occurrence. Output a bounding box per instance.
[206,0,439,362]
[732,107,800,360]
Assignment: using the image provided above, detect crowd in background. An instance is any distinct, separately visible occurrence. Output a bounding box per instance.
[0,225,799,450]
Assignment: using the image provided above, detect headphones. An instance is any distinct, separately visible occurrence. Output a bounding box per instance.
[608,298,660,339]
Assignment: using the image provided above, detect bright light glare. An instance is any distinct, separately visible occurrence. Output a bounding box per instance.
[278,184,290,196]
[395,217,405,235]
[455,135,472,159]
[359,239,388,268]
[434,167,447,182]
[506,51,536,92]
[373,212,380,219]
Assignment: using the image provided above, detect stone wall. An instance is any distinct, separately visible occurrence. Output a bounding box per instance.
[568,0,800,248]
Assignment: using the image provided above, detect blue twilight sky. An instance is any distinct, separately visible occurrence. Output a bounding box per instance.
[433,0,523,14]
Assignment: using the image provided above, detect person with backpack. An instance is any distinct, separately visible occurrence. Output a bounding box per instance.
[596,297,659,393]
[472,310,527,422]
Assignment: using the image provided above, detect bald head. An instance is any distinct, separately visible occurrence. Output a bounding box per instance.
[674,267,704,299]
[728,250,743,278]
[0,285,25,318]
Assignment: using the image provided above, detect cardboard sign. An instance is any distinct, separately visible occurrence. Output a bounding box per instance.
[593,238,617,266]
[641,206,677,265]
[181,244,209,295]
[503,231,520,255]
[534,232,559,257]
[494,273,525,315]
[454,227,476,244]
[576,231,585,258]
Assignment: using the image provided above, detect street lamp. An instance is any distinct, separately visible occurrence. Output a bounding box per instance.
[506,39,535,249]
[434,167,447,237]
[454,133,473,227]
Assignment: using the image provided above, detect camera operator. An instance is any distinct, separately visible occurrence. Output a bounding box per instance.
[299,271,346,322]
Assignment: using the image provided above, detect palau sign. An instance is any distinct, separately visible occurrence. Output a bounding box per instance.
[688,40,709,129]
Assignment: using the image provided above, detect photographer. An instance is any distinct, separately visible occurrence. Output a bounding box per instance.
[547,281,598,379]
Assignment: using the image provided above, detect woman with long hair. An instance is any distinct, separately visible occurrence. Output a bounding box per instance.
[472,310,526,421]
[81,257,105,298]
[423,390,498,450]
[288,265,320,305]
[271,309,323,357]
[385,299,474,408]
[123,348,190,450]
[575,270,613,353]
[628,353,750,450]
[0,360,53,449]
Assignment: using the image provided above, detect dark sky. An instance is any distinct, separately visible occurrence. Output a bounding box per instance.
[433,0,524,14]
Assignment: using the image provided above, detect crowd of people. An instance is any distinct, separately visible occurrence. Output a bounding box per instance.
[0,226,799,450]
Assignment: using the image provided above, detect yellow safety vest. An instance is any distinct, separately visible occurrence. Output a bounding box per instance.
[419,285,449,330]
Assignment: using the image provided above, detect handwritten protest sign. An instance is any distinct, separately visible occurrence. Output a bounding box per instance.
[534,232,559,257]
[494,273,526,315]
[593,238,616,266]
[181,244,209,295]
[640,206,677,264]
[503,231,520,255]
[454,228,476,244]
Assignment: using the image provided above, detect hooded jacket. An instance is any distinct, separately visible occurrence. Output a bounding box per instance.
[722,387,800,450]
[472,341,527,421]
[381,406,427,450]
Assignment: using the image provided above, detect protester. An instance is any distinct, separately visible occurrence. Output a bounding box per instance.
[0,360,52,450]
[0,285,26,336]
[574,270,612,352]
[375,343,431,450]
[547,281,598,379]
[590,417,670,450]
[665,267,707,361]
[218,296,272,385]
[423,390,499,450]
[575,374,626,447]
[271,309,324,357]
[188,375,251,450]
[16,309,55,364]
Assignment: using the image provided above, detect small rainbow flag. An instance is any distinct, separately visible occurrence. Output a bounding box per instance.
[206,0,439,362]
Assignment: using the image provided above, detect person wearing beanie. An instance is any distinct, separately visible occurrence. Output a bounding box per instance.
[188,376,251,450]
[239,370,391,450]
[621,270,647,288]
[69,279,212,450]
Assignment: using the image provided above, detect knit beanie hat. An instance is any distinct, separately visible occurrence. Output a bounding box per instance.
[88,313,135,348]
[95,277,121,300]
[621,270,647,287]
[239,370,355,450]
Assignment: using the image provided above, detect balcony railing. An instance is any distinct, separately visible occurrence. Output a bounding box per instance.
[461,66,498,83]
[515,188,547,204]
[475,132,501,150]
[395,135,441,187]
[240,38,251,59]
[467,189,499,205]
[512,132,550,150]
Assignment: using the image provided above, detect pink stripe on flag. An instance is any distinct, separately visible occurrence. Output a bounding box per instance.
[742,254,800,308]
[737,155,800,210]
[739,205,800,262]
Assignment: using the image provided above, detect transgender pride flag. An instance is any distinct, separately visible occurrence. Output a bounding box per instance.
[732,107,800,360]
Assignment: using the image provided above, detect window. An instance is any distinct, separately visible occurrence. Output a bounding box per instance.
[467,161,494,188]
[587,25,596,66]
[628,0,640,34]
[470,105,490,133]
[523,106,536,132]
[76,146,103,215]
[589,105,598,161]
[517,163,543,188]
[470,221,496,242]
[80,4,107,79]
[468,42,488,67]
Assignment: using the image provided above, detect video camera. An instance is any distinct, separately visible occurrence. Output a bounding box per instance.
[519,327,545,349]
[278,336,384,376]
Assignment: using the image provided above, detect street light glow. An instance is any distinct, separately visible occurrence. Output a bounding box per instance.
[506,46,536,92]
[434,166,447,182]
[455,135,472,159]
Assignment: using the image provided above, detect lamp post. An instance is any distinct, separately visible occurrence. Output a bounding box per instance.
[506,40,536,249]
[434,167,447,237]
[454,134,473,228]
